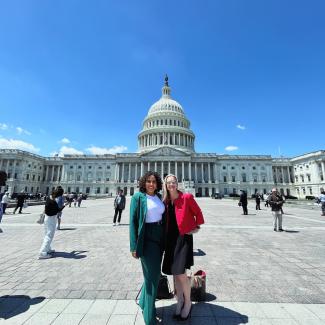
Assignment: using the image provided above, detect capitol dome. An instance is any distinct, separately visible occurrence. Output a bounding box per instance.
[138,76,195,154]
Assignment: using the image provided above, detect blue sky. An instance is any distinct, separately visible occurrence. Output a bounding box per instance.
[0,0,324,158]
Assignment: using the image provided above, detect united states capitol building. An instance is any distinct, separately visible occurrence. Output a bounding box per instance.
[1,77,324,198]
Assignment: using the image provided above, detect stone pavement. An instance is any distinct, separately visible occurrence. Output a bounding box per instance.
[0,197,325,324]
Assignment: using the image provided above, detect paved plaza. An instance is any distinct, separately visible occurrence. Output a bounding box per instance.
[1,197,325,324]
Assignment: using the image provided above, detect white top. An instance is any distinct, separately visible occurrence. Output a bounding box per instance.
[319,193,325,203]
[145,194,165,223]
[1,194,9,204]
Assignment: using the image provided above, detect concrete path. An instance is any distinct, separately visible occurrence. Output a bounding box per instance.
[1,198,325,324]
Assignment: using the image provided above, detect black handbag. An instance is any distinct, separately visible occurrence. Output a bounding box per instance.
[157,274,173,299]
[135,274,173,304]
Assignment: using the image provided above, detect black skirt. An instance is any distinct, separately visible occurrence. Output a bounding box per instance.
[162,203,194,275]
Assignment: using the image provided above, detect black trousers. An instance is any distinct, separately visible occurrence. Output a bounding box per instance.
[113,208,123,223]
[242,204,248,215]
[13,203,23,214]
[256,202,261,210]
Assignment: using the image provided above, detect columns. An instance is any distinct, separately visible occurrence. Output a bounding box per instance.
[189,162,192,181]
[121,163,125,182]
[161,161,164,179]
[173,133,176,145]
[321,161,325,182]
[208,162,211,183]
[6,160,9,174]
[194,163,197,182]
[147,161,150,171]
[281,167,284,183]
[135,163,138,182]
[140,162,144,176]
[115,163,119,182]
[182,162,185,182]
[168,161,171,174]
[213,163,217,182]
[201,163,205,183]
[175,162,178,180]
[287,166,291,183]
[155,162,157,173]
[45,166,49,182]
[128,163,131,182]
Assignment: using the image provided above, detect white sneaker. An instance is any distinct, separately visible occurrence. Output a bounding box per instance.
[38,254,52,260]
[113,223,116,226]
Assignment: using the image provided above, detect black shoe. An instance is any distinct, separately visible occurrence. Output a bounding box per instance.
[274,228,277,231]
[279,229,284,232]
[179,305,192,321]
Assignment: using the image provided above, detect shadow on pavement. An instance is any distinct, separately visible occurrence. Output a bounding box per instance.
[0,295,45,320]
[52,250,88,259]
[158,302,248,324]
[193,249,206,257]
[57,227,77,231]
[284,230,300,233]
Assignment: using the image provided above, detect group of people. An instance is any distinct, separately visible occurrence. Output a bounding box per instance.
[129,172,204,325]
[238,188,286,232]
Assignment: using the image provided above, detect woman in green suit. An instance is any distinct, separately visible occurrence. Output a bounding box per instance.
[130,171,165,325]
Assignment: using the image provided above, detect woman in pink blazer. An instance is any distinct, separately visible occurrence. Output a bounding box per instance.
[162,174,204,321]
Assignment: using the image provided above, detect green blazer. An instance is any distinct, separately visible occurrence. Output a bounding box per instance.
[129,191,165,257]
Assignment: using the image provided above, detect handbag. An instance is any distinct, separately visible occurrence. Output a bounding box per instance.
[188,270,206,301]
[135,274,173,304]
[37,213,45,224]
[157,274,173,299]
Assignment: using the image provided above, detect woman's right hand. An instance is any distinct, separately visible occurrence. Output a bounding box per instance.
[131,251,138,259]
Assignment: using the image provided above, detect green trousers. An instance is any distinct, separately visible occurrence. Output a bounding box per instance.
[139,223,163,325]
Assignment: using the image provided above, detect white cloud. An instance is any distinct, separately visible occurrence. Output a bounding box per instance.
[0,123,8,130]
[60,137,71,144]
[0,138,39,152]
[56,146,84,157]
[16,127,31,135]
[236,124,246,130]
[86,145,128,155]
[225,145,239,151]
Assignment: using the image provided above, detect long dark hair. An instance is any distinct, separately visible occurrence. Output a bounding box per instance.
[138,171,162,194]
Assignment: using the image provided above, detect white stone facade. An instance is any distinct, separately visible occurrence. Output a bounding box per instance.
[0,77,324,198]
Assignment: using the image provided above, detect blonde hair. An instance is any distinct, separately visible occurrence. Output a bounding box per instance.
[163,174,178,202]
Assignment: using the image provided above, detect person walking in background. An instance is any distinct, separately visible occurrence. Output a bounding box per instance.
[162,174,204,321]
[129,171,165,325]
[39,187,67,259]
[13,191,25,214]
[318,188,325,216]
[113,189,126,225]
[56,186,64,230]
[1,191,9,214]
[268,188,284,232]
[239,190,248,215]
[77,193,83,207]
[255,193,261,210]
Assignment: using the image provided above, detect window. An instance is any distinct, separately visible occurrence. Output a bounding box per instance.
[309,188,313,194]
[77,175,81,181]
[307,175,311,182]
[15,173,18,179]
[262,176,266,183]
[222,166,226,170]
[253,176,257,182]
[231,166,235,170]
[78,166,82,169]
[38,175,40,181]
[7,173,11,179]
[223,176,227,182]
[107,165,110,169]
[252,166,256,170]
[106,178,110,181]
[68,187,71,193]
[88,166,92,169]
[26,174,29,180]
[232,176,236,182]
[96,187,101,194]
[242,174,247,182]
[98,166,102,169]
[86,187,90,194]
[70,166,73,169]
[76,187,80,193]
[105,187,109,194]
[242,166,245,170]
[32,175,35,181]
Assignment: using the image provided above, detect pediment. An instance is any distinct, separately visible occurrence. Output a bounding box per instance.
[141,146,190,157]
